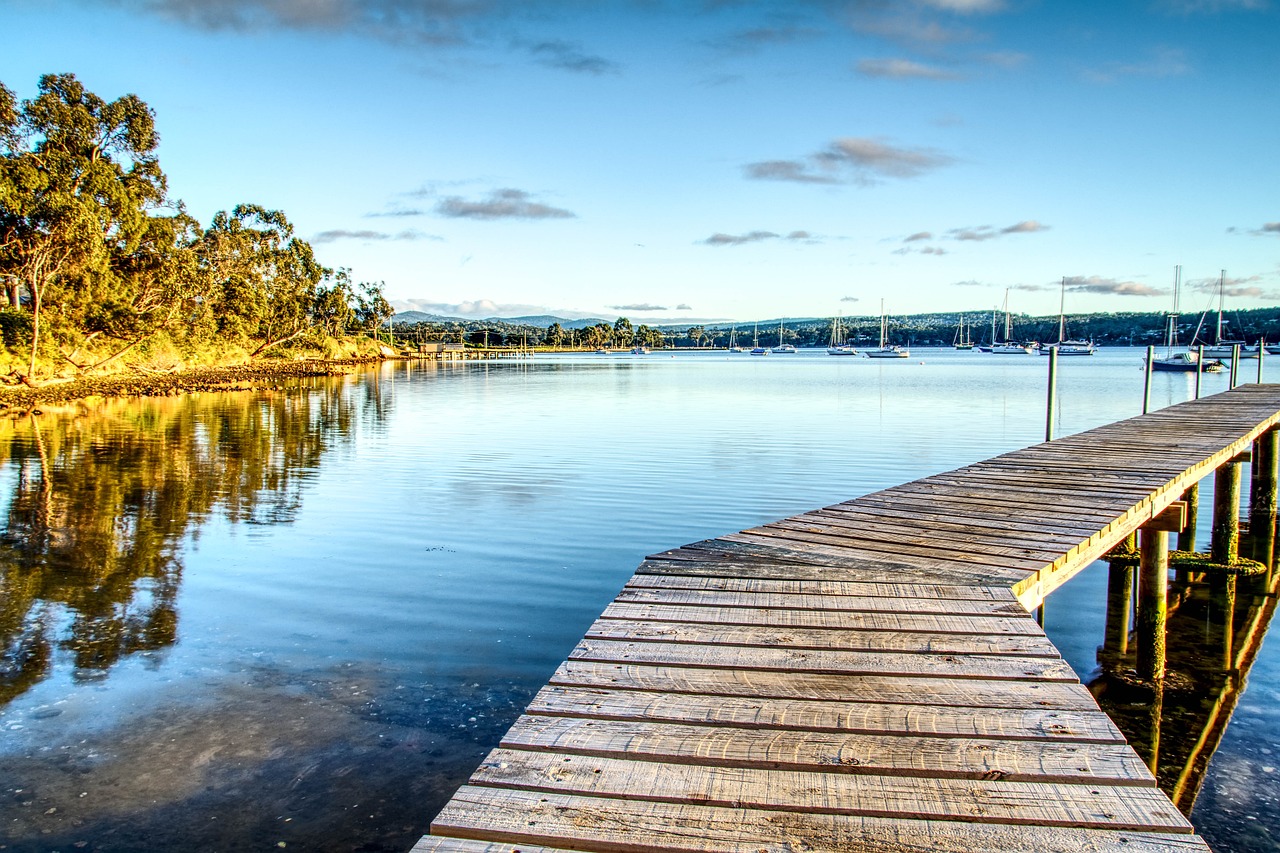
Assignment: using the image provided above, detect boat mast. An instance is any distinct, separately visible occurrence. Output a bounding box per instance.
[1003,289,1012,342]
[1167,264,1181,357]
[1216,269,1225,344]
[879,299,887,348]
[1057,277,1066,344]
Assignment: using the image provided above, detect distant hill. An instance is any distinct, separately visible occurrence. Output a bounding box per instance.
[497,315,606,330]
[391,311,607,330]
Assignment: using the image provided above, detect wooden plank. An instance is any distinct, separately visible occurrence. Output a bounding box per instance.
[502,715,1155,786]
[430,788,1210,853]
[585,618,1060,657]
[569,639,1079,682]
[527,686,1122,742]
[718,531,1048,574]
[549,661,1101,711]
[624,572,1016,601]
[601,602,1046,636]
[752,519,1073,563]
[613,587,1030,617]
[464,749,1192,830]
[789,509,1093,549]
[637,551,1031,587]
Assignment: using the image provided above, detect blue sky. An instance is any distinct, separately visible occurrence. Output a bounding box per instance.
[2,0,1277,324]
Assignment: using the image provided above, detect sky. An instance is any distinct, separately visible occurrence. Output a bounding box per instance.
[2,0,1278,325]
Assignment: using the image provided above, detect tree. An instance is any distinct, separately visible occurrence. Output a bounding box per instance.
[312,268,356,338]
[544,322,565,347]
[198,204,325,357]
[687,325,705,347]
[613,316,633,347]
[0,73,167,378]
[352,280,393,340]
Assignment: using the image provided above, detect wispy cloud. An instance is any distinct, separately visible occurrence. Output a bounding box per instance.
[948,220,1050,241]
[364,208,425,218]
[1255,222,1280,236]
[746,136,954,185]
[676,304,692,310]
[610,303,668,311]
[312,228,440,243]
[841,296,860,302]
[952,279,988,287]
[1186,273,1277,299]
[436,188,576,220]
[904,231,933,242]
[1064,276,1164,296]
[699,230,819,246]
[524,40,620,75]
[1160,0,1268,13]
[1083,46,1191,83]
[711,24,824,53]
[394,298,598,320]
[856,58,960,80]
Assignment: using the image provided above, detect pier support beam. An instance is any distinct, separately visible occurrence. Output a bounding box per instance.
[1177,481,1200,558]
[1138,527,1169,681]
[1212,460,1243,566]
[1206,574,1237,671]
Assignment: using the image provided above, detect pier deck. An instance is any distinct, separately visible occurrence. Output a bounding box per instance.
[418,385,1280,853]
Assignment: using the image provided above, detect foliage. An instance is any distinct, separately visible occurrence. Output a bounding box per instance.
[0,73,396,379]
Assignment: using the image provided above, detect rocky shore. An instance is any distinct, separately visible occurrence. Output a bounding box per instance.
[0,358,385,410]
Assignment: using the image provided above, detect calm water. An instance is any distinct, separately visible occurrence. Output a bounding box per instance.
[1,348,1276,851]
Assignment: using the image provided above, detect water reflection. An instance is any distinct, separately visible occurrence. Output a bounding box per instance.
[0,380,376,706]
[1090,528,1280,816]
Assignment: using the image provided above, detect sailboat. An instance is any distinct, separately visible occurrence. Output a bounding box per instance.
[990,289,1035,354]
[729,324,745,352]
[771,318,797,353]
[864,300,909,358]
[827,315,858,356]
[1153,265,1224,373]
[953,315,973,350]
[1197,270,1260,359]
[749,321,769,355]
[1040,277,1096,356]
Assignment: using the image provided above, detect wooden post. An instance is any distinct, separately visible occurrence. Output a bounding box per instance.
[1258,338,1266,384]
[1143,345,1154,414]
[1103,563,1134,658]
[1212,461,1242,566]
[1142,681,1163,775]
[1251,427,1278,532]
[1137,527,1169,681]
[1195,345,1204,399]
[1177,481,1200,554]
[1230,344,1240,388]
[1045,346,1058,442]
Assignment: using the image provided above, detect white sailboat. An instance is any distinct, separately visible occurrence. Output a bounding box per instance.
[990,289,1035,354]
[1198,270,1260,359]
[827,315,857,355]
[953,315,973,350]
[771,318,797,353]
[1040,277,1096,356]
[865,300,909,358]
[749,321,769,355]
[1153,265,1223,373]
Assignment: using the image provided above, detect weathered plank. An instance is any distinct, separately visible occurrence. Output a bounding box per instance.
[502,715,1155,785]
[585,618,1060,657]
[548,661,1100,711]
[465,749,1190,830]
[613,587,1029,616]
[431,788,1210,853]
[526,686,1121,742]
[624,572,1016,601]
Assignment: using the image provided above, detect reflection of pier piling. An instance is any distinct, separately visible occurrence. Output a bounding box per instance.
[423,387,1280,853]
[1093,423,1280,817]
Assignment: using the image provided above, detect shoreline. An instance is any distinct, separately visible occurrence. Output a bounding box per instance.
[0,358,387,410]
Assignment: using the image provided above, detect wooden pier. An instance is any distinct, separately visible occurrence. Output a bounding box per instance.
[417,385,1280,853]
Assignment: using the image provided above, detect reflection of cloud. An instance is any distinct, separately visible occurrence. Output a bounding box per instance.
[1064,276,1164,297]
[746,137,953,185]
[312,229,441,243]
[436,189,575,220]
[856,58,959,80]
[609,303,667,311]
[949,220,1050,241]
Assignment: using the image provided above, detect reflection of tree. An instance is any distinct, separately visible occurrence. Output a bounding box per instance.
[0,382,374,705]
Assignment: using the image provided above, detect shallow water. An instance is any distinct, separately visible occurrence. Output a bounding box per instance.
[0,348,1275,851]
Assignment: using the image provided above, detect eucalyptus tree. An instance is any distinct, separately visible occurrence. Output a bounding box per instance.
[0,73,168,378]
[613,316,633,347]
[198,204,325,357]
